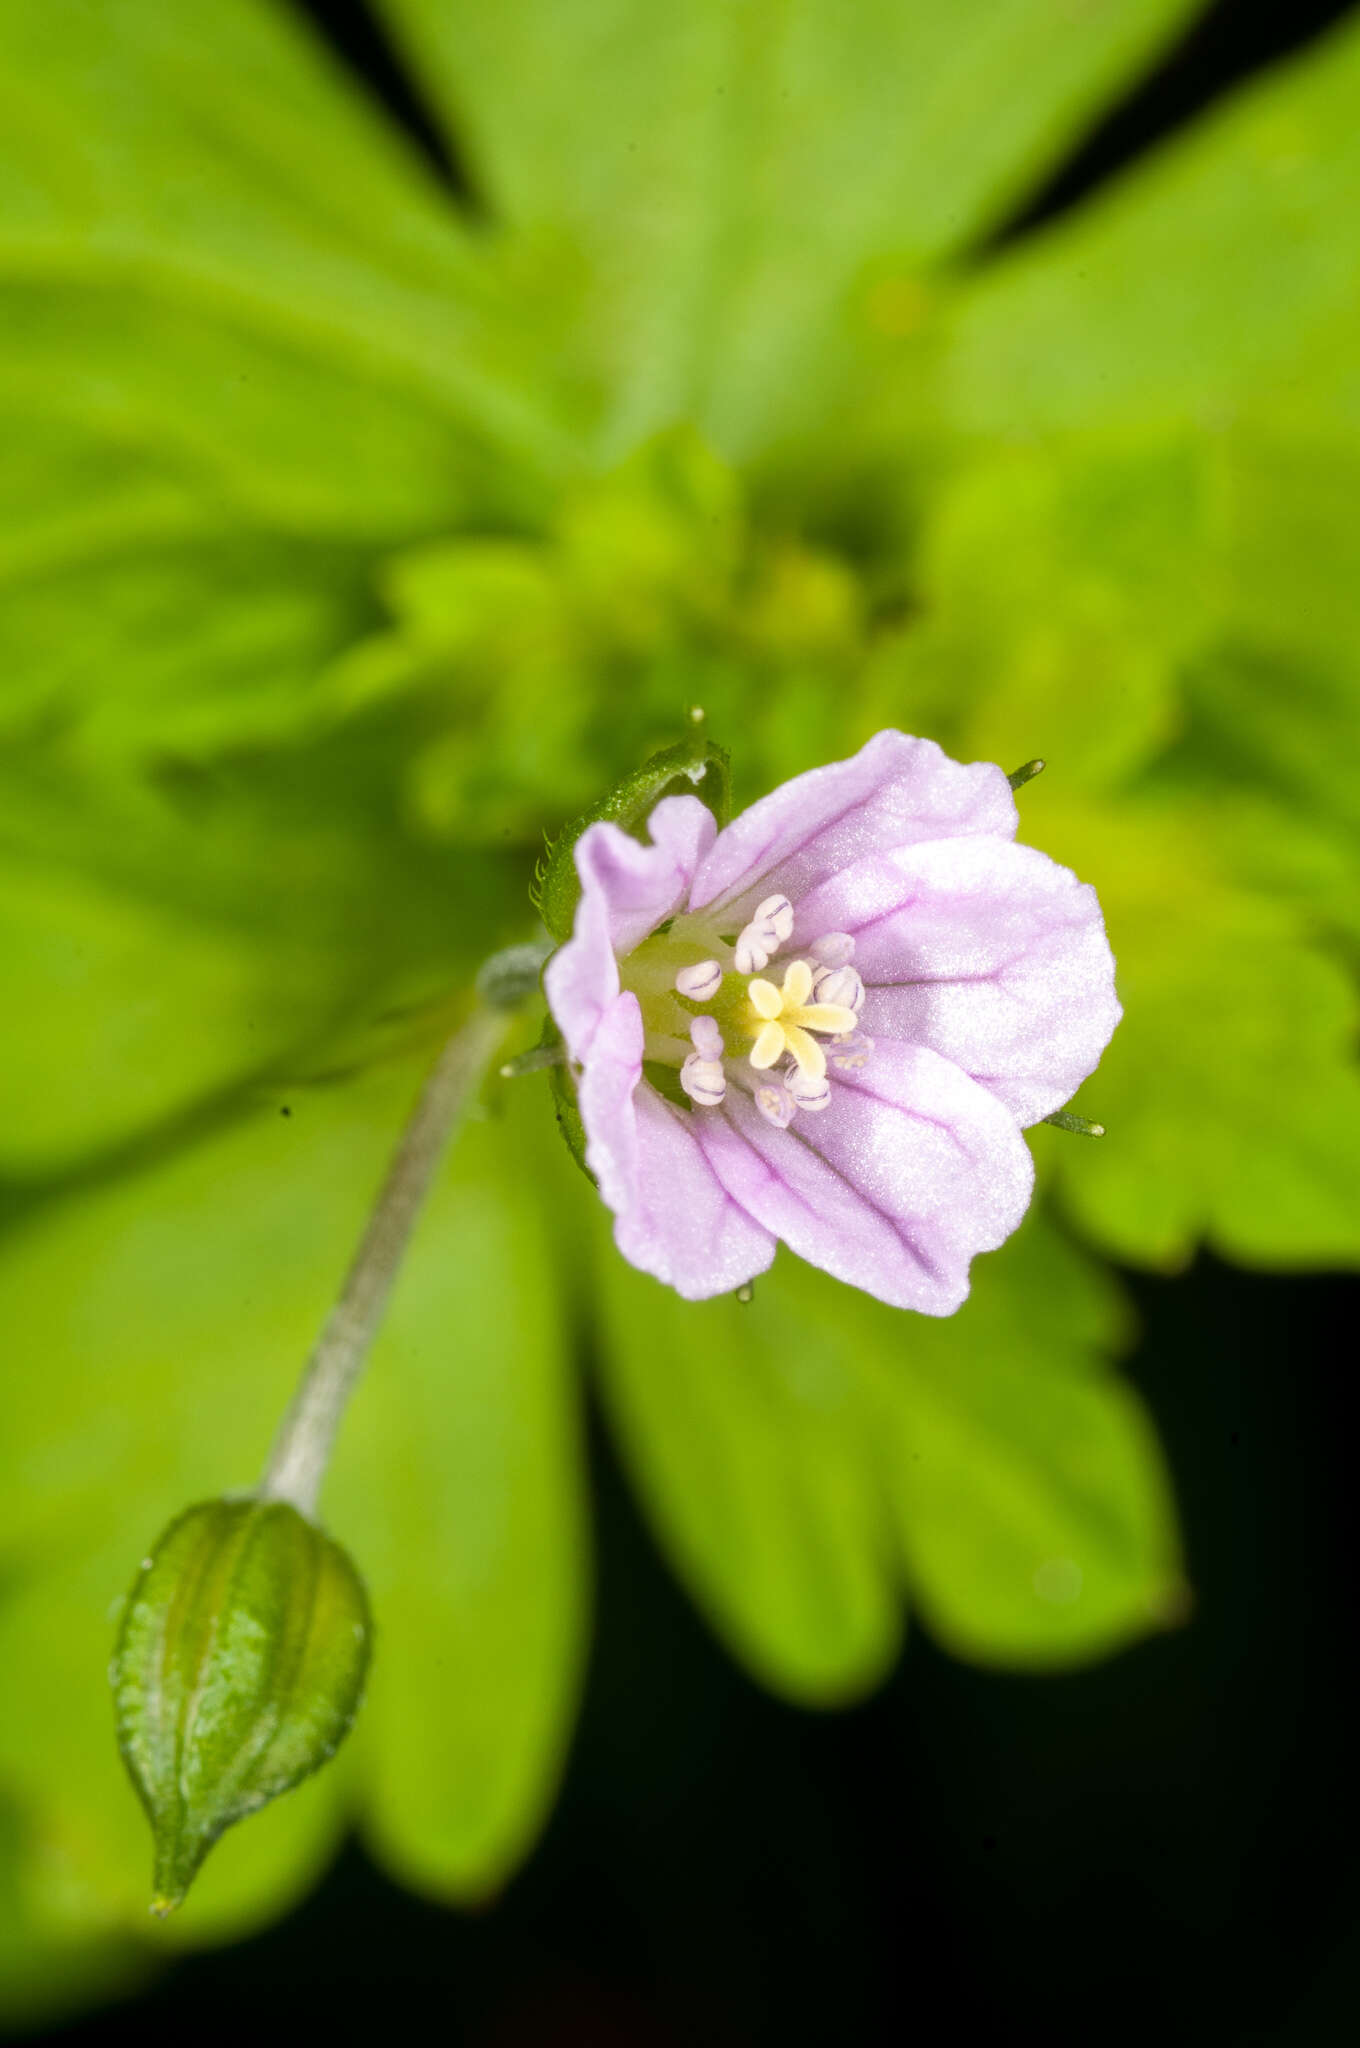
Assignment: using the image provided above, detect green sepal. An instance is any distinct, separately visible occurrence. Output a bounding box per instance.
[548,1055,593,1183]
[533,731,731,941]
[110,1497,372,1916]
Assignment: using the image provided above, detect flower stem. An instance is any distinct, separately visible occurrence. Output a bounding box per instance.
[259,1005,511,1517]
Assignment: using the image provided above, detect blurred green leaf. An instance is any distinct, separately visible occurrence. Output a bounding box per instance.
[0,0,572,519]
[593,1200,1180,1687]
[323,430,869,843]
[593,1233,902,1705]
[945,14,1360,439]
[333,1092,587,1903]
[1164,437,1360,868]
[0,738,525,1178]
[0,529,379,762]
[868,434,1207,788]
[381,0,1204,455]
[778,1218,1185,1667]
[0,1796,150,2030]
[0,0,582,766]
[1029,798,1360,1271]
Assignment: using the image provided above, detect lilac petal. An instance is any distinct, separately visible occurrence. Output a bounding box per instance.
[687,731,1016,930]
[542,853,619,1065]
[696,1044,1034,1315]
[619,1092,775,1299]
[569,988,773,1299]
[544,795,716,1061]
[583,795,717,958]
[574,989,645,1211]
[569,983,770,1286]
[798,837,1121,1127]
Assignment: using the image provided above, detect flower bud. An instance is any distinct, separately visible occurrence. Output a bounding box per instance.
[110,1497,372,1916]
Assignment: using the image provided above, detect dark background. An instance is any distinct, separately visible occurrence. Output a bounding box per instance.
[31,4,1360,2041]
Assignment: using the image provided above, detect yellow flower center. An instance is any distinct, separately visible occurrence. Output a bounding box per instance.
[744,960,859,1080]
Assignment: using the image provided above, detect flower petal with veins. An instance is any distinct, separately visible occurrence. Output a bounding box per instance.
[689,730,1017,929]
[796,836,1122,1126]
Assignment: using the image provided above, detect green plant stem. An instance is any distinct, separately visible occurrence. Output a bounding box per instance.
[259,1006,510,1516]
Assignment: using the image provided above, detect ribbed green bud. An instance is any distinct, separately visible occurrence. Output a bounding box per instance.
[110,1497,372,1916]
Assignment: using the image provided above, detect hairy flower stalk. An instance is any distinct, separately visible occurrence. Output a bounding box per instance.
[545,732,1121,1309]
[260,957,538,1513]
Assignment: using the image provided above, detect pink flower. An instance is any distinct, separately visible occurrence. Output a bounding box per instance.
[544,732,1121,1311]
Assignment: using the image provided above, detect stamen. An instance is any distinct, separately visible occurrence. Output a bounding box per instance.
[811,963,864,1014]
[829,1032,874,1072]
[733,894,795,974]
[681,1052,726,1106]
[753,895,795,943]
[690,1015,723,1061]
[786,1065,831,1112]
[809,932,855,966]
[753,1079,795,1128]
[675,959,722,1001]
[733,926,772,975]
[680,1015,728,1106]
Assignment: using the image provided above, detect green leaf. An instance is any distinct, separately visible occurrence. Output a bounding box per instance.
[867,434,1207,788]
[0,0,581,767]
[324,429,867,851]
[331,1091,588,1902]
[380,0,1204,455]
[0,734,527,1180]
[0,529,380,764]
[0,1053,585,1961]
[593,1233,901,1705]
[1027,797,1360,1271]
[0,0,571,524]
[590,1195,1180,1685]
[946,14,1360,440]
[0,1797,150,2033]
[775,1219,1185,1668]
[1163,436,1360,863]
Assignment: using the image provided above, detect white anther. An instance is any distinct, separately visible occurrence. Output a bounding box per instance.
[733,923,773,975]
[753,895,795,944]
[812,964,864,1014]
[809,932,855,966]
[681,1052,727,1107]
[785,1065,831,1112]
[753,1079,795,1128]
[675,959,723,1002]
[829,1031,874,1072]
[734,893,796,973]
[690,1015,724,1061]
